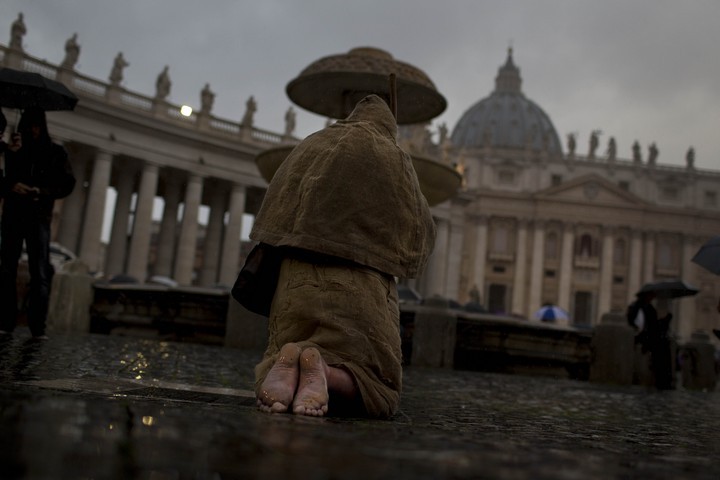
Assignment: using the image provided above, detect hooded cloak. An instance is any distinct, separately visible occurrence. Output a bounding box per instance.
[250,94,435,278]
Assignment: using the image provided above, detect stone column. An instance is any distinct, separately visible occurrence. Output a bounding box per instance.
[424,216,450,298]
[642,231,656,284]
[627,230,643,303]
[511,219,529,316]
[79,150,113,273]
[678,235,699,341]
[558,222,575,312]
[528,220,546,316]
[218,184,246,286]
[445,205,466,302]
[200,184,227,286]
[471,215,489,301]
[174,174,204,286]
[153,175,182,278]
[104,168,135,278]
[598,226,615,317]
[56,154,88,253]
[126,163,159,282]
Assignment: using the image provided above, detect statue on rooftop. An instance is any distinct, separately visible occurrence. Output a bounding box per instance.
[686,147,695,169]
[588,130,601,158]
[438,122,448,146]
[60,33,80,70]
[109,52,129,86]
[648,142,659,165]
[606,137,617,162]
[241,96,257,128]
[10,13,26,50]
[567,133,576,156]
[200,83,215,114]
[632,141,642,163]
[284,106,296,137]
[155,66,171,101]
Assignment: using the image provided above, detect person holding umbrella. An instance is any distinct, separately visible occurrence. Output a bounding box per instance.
[627,280,699,389]
[627,287,675,390]
[0,108,75,338]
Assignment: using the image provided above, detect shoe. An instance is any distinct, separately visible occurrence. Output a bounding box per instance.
[31,335,49,341]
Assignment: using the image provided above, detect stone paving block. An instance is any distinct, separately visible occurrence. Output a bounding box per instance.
[0,329,718,479]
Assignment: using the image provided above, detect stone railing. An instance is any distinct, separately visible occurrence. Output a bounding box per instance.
[0,44,294,149]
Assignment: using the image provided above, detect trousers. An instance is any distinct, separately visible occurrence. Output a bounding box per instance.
[0,211,52,336]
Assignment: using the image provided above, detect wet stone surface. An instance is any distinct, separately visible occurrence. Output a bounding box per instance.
[0,329,718,479]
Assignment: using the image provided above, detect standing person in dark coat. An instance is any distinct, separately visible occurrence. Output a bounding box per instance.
[0,109,75,338]
[627,290,674,389]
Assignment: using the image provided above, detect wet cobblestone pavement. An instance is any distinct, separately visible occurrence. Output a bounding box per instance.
[0,328,718,479]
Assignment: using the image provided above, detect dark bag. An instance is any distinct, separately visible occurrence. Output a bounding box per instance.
[231,243,284,317]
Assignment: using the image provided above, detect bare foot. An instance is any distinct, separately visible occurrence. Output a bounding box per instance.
[256,343,301,413]
[293,347,330,417]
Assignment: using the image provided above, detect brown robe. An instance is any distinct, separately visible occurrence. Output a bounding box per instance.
[251,94,435,417]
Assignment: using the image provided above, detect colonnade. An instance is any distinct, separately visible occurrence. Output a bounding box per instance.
[424,208,700,332]
[54,147,250,287]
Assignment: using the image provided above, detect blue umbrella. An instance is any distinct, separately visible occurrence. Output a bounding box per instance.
[534,305,569,323]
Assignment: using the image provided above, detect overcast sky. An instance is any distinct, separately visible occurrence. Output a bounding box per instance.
[3,1,719,169]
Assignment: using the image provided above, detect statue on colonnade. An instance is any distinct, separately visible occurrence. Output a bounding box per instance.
[632,140,642,163]
[566,132,576,157]
[200,83,215,114]
[588,130,601,158]
[284,106,296,137]
[686,147,695,169]
[109,52,129,86]
[10,13,26,50]
[155,66,171,101]
[606,137,616,162]
[648,142,659,165]
[241,96,257,128]
[60,33,80,69]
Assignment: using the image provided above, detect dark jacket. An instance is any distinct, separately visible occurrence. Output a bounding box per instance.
[1,141,75,222]
[627,298,671,350]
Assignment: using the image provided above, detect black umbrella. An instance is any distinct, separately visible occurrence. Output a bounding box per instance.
[637,279,699,299]
[0,67,78,111]
[691,235,720,275]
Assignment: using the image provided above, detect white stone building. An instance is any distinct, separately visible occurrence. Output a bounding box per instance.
[409,50,720,342]
[2,28,719,343]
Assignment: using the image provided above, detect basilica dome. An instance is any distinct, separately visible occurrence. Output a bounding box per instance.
[451,49,563,154]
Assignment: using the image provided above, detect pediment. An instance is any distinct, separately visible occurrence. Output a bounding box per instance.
[535,173,647,207]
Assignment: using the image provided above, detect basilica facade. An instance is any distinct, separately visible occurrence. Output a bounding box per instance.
[408,50,720,342]
[2,19,719,343]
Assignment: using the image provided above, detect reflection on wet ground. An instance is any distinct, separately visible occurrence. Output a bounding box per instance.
[0,329,718,479]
